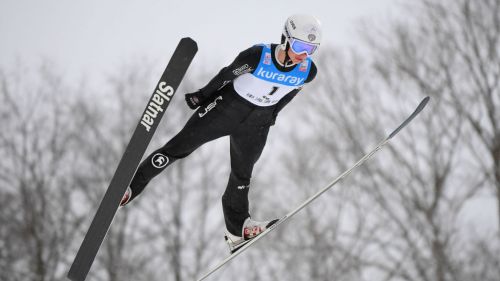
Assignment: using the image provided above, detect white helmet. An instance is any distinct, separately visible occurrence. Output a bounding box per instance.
[282,14,322,56]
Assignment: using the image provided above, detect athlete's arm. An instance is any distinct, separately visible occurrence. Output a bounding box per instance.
[185,46,263,109]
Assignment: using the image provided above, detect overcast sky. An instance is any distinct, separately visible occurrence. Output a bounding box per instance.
[0,0,397,83]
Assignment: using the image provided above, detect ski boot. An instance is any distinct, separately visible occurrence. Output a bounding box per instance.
[119,186,132,207]
[224,217,279,253]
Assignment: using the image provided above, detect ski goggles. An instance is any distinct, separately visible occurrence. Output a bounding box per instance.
[289,38,319,56]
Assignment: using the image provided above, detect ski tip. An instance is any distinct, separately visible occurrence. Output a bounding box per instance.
[413,96,431,115]
[412,96,430,116]
[180,37,198,51]
[387,96,431,139]
[419,96,430,109]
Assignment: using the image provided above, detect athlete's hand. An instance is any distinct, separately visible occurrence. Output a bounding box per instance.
[185,91,205,110]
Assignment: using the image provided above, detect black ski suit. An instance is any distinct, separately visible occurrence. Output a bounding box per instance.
[128,43,317,236]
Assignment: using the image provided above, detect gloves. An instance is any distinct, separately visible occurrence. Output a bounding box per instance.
[185,91,206,110]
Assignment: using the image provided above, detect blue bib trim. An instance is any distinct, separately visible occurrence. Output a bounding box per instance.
[252,44,311,87]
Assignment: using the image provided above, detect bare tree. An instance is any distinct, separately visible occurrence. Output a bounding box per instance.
[367,0,500,231]
[257,14,497,278]
[296,0,500,279]
[0,64,84,281]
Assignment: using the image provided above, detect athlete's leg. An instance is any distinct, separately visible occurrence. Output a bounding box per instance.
[222,125,270,235]
[128,94,232,202]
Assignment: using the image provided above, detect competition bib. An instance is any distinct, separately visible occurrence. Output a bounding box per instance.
[233,44,311,106]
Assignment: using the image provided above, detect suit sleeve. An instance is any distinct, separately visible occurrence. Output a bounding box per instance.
[196,45,262,99]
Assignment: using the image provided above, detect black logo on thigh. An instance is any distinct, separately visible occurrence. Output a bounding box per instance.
[152,153,169,168]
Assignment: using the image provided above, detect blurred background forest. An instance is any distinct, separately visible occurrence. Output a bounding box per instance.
[1,0,499,280]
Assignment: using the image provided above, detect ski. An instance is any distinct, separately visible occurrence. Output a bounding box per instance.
[67,38,198,281]
[196,96,430,281]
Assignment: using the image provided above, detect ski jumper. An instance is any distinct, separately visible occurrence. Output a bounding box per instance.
[129,44,317,236]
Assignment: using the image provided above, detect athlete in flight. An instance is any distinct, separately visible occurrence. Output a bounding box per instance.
[121,14,321,253]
